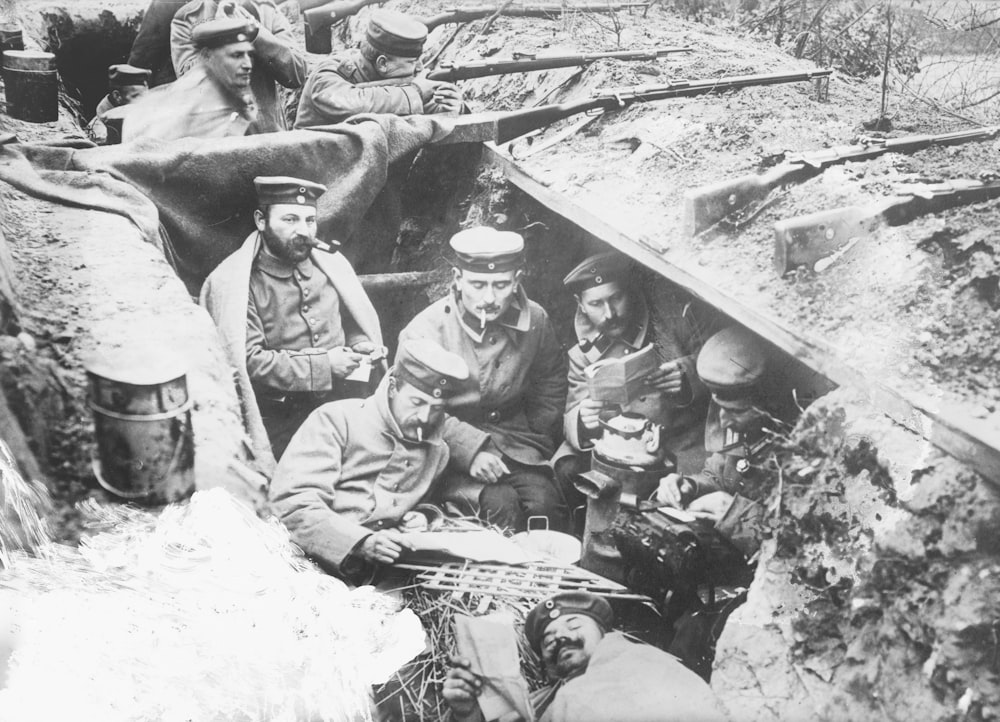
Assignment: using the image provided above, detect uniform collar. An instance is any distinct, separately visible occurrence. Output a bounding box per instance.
[253,237,315,279]
[574,292,650,364]
[455,286,531,343]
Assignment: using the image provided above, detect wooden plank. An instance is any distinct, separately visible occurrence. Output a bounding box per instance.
[483,143,1000,481]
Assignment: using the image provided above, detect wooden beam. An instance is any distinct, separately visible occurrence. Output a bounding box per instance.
[358,270,442,293]
[483,143,1000,481]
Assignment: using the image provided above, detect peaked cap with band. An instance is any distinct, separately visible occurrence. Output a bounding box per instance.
[393,339,470,402]
[192,17,259,49]
[562,251,631,292]
[253,176,326,207]
[449,226,524,273]
[108,64,151,87]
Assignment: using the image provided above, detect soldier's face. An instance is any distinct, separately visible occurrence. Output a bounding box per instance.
[539,614,604,681]
[255,204,317,264]
[717,399,766,433]
[576,281,632,338]
[375,53,422,79]
[389,379,447,441]
[112,84,147,106]
[204,41,253,97]
[453,269,521,324]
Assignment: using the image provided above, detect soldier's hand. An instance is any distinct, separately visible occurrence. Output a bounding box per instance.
[470,452,510,484]
[412,77,439,104]
[398,510,429,533]
[646,359,686,395]
[579,398,607,432]
[228,3,260,30]
[357,529,411,565]
[431,82,463,115]
[328,347,363,378]
[656,473,697,508]
[687,491,734,521]
[442,655,482,718]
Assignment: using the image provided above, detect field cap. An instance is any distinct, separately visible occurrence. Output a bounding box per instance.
[696,326,767,407]
[450,226,524,273]
[367,9,427,59]
[192,17,258,49]
[393,339,470,402]
[253,176,326,207]
[563,251,631,291]
[108,64,151,87]
[525,592,614,655]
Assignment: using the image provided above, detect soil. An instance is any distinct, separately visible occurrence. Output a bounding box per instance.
[389,1,1000,465]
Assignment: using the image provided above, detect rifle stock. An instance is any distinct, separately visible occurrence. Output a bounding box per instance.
[427,47,692,83]
[773,178,1000,274]
[687,125,1000,236]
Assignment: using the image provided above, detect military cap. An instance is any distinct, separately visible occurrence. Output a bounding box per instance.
[366,9,427,59]
[562,251,631,291]
[253,176,326,207]
[393,339,470,401]
[108,64,151,87]
[696,326,767,405]
[449,226,524,273]
[192,17,258,49]
[525,592,614,655]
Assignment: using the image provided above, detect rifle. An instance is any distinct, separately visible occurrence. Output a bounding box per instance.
[426,47,692,82]
[684,125,1000,236]
[301,0,382,54]
[418,3,650,31]
[773,178,1000,274]
[488,69,832,145]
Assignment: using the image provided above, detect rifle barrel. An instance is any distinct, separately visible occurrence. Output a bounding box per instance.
[419,3,650,30]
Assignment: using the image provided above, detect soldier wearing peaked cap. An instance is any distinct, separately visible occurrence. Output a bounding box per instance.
[398,227,569,533]
[295,8,463,127]
[553,251,719,523]
[656,325,783,556]
[443,590,728,722]
[270,339,471,577]
[122,16,268,142]
[171,0,307,133]
[87,64,151,145]
[199,176,384,463]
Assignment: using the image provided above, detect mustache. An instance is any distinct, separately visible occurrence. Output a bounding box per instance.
[477,304,501,313]
[547,638,583,662]
[597,316,624,331]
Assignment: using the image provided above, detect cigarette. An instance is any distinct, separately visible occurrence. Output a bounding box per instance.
[416,426,423,443]
[479,307,487,328]
[309,238,340,254]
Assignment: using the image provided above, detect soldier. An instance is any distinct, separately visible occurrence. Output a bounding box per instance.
[398,227,568,532]
[87,64,151,145]
[554,251,715,520]
[294,8,462,128]
[200,176,383,460]
[171,0,307,133]
[128,0,188,87]
[655,325,782,555]
[269,339,469,577]
[443,591,728,722]
[122,17,262,142]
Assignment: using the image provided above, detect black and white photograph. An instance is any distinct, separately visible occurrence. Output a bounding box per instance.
[0,0,998,719]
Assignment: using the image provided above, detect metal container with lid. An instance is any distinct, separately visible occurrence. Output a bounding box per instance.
[2,50,58,123]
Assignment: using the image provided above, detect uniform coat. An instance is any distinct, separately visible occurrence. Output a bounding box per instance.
[294,49,425,128]
[121,65,257,142]
[200,231,382,475]
[398,290,567,470]
[171,0,307,133]
[558,292,710,475]
[269,377,449,573]
[128,0,187,87]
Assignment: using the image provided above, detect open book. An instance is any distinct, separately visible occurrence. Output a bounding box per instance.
[584,343,659,406]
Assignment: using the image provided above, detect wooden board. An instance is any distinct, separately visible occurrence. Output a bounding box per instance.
[484,143,1000,482]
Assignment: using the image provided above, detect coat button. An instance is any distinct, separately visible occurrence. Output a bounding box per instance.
[303,305,310,312]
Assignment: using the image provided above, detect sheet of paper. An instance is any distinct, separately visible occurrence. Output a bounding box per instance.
[454,613,534,722]
[400,529,543,564]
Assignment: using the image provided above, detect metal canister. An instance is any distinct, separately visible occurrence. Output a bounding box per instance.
[2,50,58,123]
[0,24,23,53]
[85,355,195,504]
